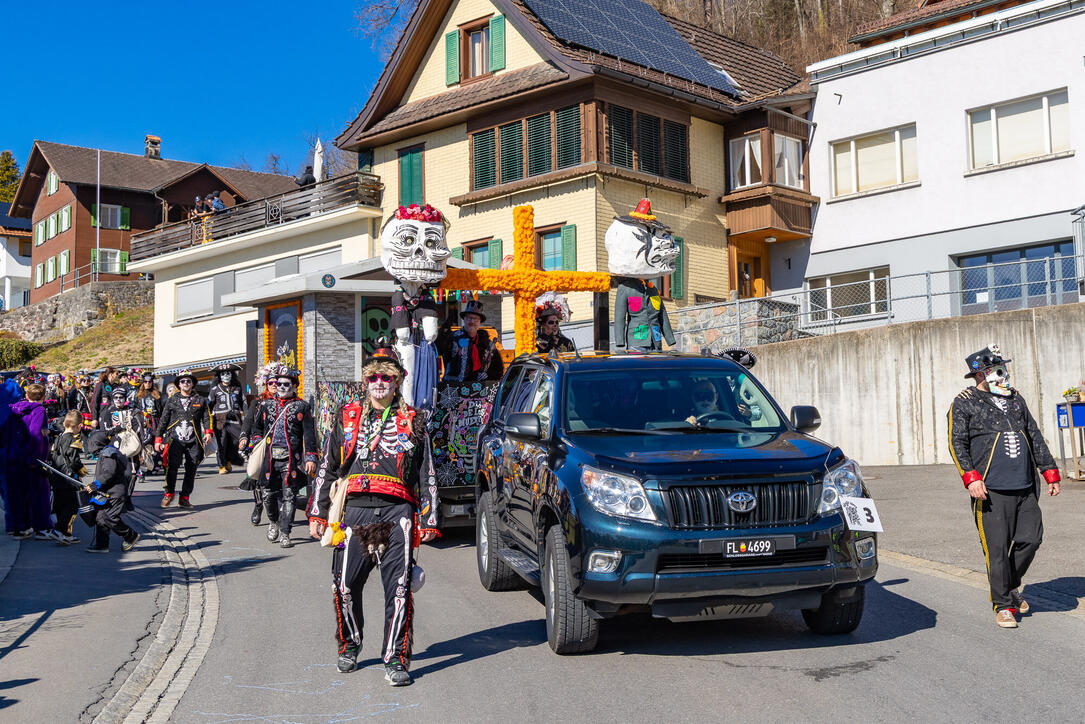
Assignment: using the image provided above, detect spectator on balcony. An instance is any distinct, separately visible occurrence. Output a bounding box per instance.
[192,195,208,216]
[295,165,316,188]
[208,193,227,214]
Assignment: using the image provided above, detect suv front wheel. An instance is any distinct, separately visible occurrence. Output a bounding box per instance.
[543,526,599,654]
[802,585,865,634]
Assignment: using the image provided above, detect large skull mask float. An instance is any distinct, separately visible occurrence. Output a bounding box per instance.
[379,204,451,406]
[604,199,679,279]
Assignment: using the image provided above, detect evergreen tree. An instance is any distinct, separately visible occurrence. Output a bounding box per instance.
[0,151,20,203]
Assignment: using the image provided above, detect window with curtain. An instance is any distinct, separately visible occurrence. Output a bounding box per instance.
[730,133,762,189]
[969,89,1069,169]
[539,229,563,271]
[831,124,917,197]
[465,240,491,269]
[468,26,490,78]
[773,134,804,189]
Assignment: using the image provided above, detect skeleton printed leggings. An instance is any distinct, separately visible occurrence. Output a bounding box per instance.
[331,503,415,667]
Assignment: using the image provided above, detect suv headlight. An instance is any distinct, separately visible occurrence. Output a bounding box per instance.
[818,458,864,515]
[581,466,657,522]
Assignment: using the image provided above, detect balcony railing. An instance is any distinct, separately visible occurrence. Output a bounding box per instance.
[130,171,383,262]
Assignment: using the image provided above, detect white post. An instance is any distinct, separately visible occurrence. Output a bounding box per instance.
[3,277,10,310]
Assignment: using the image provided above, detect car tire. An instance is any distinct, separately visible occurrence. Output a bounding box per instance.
[476,490,519,591]
[802,585,865,634]
[543,525,599,654]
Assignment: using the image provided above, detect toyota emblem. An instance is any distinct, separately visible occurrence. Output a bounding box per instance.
[727,491,757,513]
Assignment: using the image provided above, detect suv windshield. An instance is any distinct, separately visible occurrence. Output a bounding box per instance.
[564,367,785,433]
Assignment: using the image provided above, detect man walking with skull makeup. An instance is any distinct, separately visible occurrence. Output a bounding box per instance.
[155,370,212,508]
[207,363,246,474]
[249,366,317,548]
[948,344,1061,629]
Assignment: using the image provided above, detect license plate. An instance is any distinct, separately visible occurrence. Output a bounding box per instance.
[724,538,775,558]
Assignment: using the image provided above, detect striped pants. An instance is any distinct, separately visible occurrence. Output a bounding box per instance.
[972,487,1043,612]
[331,503,415,667]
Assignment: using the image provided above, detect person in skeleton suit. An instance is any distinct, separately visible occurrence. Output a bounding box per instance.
[238,363,278,525]
[308,340,440,686]
[155,370,212,508]
[135,372,164,473]
[99,387,145,446]
[436,299,504,382]
[947,344,1061,629]
[208,364,246,474]
[44,373,69,427]
[248,366,317,548]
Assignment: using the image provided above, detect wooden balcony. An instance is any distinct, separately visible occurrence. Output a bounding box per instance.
[130,172,383,262]
[719,183,819,245]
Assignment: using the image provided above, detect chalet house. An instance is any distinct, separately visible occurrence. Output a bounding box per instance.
[338,0,812,329]
[6,137,296,305]
[800,0,1084,322]
[0,202,32,310]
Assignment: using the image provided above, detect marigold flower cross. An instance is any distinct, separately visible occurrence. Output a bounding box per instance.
[438,205,610,355]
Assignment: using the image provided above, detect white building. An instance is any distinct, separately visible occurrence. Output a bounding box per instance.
[0,202,32,310]
[790,0,1085,323]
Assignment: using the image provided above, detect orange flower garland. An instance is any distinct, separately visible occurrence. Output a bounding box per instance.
[439,205,610,355]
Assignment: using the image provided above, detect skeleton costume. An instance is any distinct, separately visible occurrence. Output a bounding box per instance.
[947,345,1060,619]
[606,199,680,351]
[248,366,317,547]
[309,341,439,684]
[208,364,246,473]
[437,300,504,382]
[155,371,211,506]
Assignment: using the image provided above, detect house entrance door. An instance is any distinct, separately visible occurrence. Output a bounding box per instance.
[736,253,765,298]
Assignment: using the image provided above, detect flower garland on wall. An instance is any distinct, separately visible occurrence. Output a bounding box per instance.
[439,205,610,355]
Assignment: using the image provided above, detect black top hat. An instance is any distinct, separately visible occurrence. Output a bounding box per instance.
[213,363,241,379]
[273,364,301,383]
[174,369,197,386]
[365,337,406,374]
[462,299,486,322]
[964,345,1011,378]
[719,347,757,369]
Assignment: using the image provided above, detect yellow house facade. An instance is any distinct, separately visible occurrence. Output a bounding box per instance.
[340,0,817,341]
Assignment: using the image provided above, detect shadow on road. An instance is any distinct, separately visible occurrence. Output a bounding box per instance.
[408,619,545,679]
[0,677,38,711]
[1024,577,1085,610]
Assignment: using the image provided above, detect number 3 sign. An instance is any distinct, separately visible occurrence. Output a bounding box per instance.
[839,496,884,532]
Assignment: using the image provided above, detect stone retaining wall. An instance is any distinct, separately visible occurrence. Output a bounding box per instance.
[0,281,154,343]
[672,297,811,353]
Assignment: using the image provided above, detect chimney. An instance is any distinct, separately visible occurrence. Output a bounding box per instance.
[144,135,161,159]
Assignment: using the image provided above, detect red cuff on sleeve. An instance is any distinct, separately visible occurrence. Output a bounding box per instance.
[1042,468,1061,484]
[309,517,327,526]
[961,470,982,487]
[155,437,163,446]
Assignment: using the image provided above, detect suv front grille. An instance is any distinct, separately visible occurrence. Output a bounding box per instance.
[658,546,829,572]
[665,481,813,529]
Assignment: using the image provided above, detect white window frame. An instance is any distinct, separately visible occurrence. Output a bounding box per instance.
[729,133,762,190]
[47,213,58,239]
[97,248,122,274]
[773,133,805,190]
[830,124,917,198]
[47,170,58,195]
[100,204,123,230]
[807,266,890,320]
[968,89,1069,170]
[34,263,43,288]
[46,256,56,282]
[35,220,45,245]
[175,276,215,322]
[59,204,72,232]
[59,249,70,275]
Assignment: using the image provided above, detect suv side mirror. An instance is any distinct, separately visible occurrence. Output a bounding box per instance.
[506,412,542,440]
[790,405,821,434]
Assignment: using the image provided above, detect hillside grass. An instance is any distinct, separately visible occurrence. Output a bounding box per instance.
[24,304,154,373]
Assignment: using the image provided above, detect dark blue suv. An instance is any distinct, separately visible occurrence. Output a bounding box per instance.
[474,352,878,654]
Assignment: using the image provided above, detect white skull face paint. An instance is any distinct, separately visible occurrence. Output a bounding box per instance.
[380,218,451,284]
[220,372,232,384]
[604,217,679,278]
[276,379,294,398]
[985,366,1012,396]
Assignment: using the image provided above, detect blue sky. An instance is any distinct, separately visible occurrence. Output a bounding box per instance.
[1,0,389,174]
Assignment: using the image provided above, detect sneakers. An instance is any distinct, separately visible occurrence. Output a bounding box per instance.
[61,534,80,545]
[87,544,109,553]
[178,496,193,509]
[35,530,64,542]
[225,463,233,473]
[337,647,359,673]
[995,609,1018,628]
[218,467,228,475]
[266,522,280,542]
[1011,590,1030,615]
[122,532,141,552]
[384,663,412,687]
[12,529,33,540]
[161,493,175,508]
[250,502,263,526]
[279,533,294,549]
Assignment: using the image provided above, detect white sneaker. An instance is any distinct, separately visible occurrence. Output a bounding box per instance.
[267,522,280,542]
[62,534,80,545]
[34,530,61,541]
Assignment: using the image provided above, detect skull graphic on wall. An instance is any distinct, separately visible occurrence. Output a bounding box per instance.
[604,199,679,279]
[379,205,451,285]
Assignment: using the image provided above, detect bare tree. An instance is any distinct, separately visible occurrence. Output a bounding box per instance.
[304,131,358,179]
[263,152,287,175]
[234,154,253,171]
[355,0,420,58]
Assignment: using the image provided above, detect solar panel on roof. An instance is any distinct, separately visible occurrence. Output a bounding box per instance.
[523,0,739,98]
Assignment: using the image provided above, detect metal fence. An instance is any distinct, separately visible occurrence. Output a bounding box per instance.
[674,252,1085,352]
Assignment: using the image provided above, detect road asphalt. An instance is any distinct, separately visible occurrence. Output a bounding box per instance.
[1,461,1082,722]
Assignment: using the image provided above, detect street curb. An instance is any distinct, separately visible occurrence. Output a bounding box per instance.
[880,549,1085,621]
[92,508,220,724]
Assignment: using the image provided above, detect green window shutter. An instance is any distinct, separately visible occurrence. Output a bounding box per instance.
[608,105,634,169]
[119,251,129,275]
[120,206,131,230]
[91,203,98,227]
[527,113,552,176]
[671,237,685,300]
[451,247,464,260]
[90,248,98,272]
[489,15,506,71]
[560,224,576,271]
[487,238,503,268]
[445,31,460,85]
[472,130,496,190]
[636,113,661,176]
[663,120,689,182]
[398,147,423,206]
[555,105,581,169]
[499,122,523,184]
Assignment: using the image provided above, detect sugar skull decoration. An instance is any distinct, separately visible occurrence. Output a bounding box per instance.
[379,204,452,406]
[606,199,679,351]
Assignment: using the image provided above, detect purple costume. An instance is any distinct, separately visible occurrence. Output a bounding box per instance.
[4,398,53,532]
